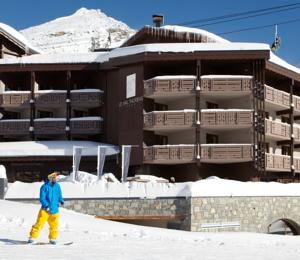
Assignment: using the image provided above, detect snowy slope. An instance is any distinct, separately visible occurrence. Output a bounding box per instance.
[0,200,299,260]
[20,7,136,54]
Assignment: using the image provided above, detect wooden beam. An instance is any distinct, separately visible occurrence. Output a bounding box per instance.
[276,109,291,116]
[95,215,187,221]
[294,116,300,121]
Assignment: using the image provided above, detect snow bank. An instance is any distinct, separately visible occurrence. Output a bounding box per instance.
[6,175,300,199]
[0,200,299,260]
[0,140,119,157]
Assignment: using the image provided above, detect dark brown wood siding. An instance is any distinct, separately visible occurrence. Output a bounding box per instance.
[117,64,144,165]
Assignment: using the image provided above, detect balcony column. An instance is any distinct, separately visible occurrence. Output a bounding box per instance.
[30,71,35,140]
[290,79,295,176]
[0,78,5,93]
[260,60,266,175]
[0,38,3,59]
[66,70,71,140]
[196,60,201,162]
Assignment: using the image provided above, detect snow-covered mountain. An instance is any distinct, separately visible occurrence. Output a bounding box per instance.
[20,7,136,54]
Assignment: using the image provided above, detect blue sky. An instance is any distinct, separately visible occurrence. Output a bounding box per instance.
[1,0,299,66]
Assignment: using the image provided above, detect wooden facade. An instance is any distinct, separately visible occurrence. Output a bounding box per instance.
[1,25,300,183]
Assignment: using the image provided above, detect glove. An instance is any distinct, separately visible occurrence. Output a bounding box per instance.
[60,202,64,207]
[45,207,51,213]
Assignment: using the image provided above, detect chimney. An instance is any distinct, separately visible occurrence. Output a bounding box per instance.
[152,14,164,27]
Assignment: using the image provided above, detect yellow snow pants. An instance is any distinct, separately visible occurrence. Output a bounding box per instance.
[30,209,59,240]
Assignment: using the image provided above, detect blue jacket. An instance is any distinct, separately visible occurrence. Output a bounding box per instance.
[40,180,64,214]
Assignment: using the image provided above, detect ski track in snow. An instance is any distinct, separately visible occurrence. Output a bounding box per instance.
[0,200,300,260]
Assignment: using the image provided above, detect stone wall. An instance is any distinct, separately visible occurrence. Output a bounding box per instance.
[8,196,300,233]
[191,197,300,233]
[10,198,191,230]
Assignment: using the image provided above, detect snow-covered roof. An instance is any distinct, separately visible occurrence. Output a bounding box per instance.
[0,52,108,65]
[0,140,119,157]
[269,52,300,75]
[109,42,270,59]
[161,25,230,44]
[0,22,41,54]
[0,42,270,65]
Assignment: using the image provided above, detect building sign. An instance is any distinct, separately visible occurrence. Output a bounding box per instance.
[126,73,136,99]
[201,221,240,229]
[119,96,143,108]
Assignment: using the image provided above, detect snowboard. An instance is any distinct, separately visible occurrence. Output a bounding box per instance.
[4,239,73,246]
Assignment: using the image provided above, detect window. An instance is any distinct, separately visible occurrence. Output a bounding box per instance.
[281,116,290,124]
[206,134,219,144]
[37,110,54,118]
[73,110,88,118]
[4,111,21,119]
[206,102,219,109]
[282,146,291,156]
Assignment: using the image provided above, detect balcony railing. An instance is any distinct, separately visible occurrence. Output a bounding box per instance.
[0,89,103,108]
[144,76,196,97]
[201,109,253,128]
[0,119,30,135]
[34,118,66,135]
[0,91,31,107]
[71,89,103,107]
[35,90,66,107]
[265,153,291,172]
[201,75,253,93]
[265,119,290,140]
[144,110,196,130]
[201,144,253,163]
[265,85,300,112]
[70,117,103,135]
[143,144,252,164]
[143,145,197,164]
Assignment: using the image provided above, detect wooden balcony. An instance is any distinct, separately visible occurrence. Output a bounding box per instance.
[71,89,103,108]
[143,110,196,131]
[264,85,300,114]
[0,91,31,107]
[201,144,253,163]
[294,157,300,173]
[143,145,197,164]
[144,76,196,99]
[265,119,290,141]
[143,144,252,164]
[35,91,66,108]
[34,118,66,135]
[0,119,30,135]
[265,153,291,172]
[201,109,253,129]
[70,117,103,135]
[201,75,253,98]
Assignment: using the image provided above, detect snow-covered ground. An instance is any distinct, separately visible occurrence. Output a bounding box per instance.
[6,172,300,199]
[0,200,299,260]
[20,7,136,54]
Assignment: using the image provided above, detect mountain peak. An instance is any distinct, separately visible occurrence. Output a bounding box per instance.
[73,7,103,16]
[20,8,135,54]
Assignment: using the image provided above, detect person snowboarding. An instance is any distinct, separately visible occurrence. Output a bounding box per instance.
[28,172,64,245]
